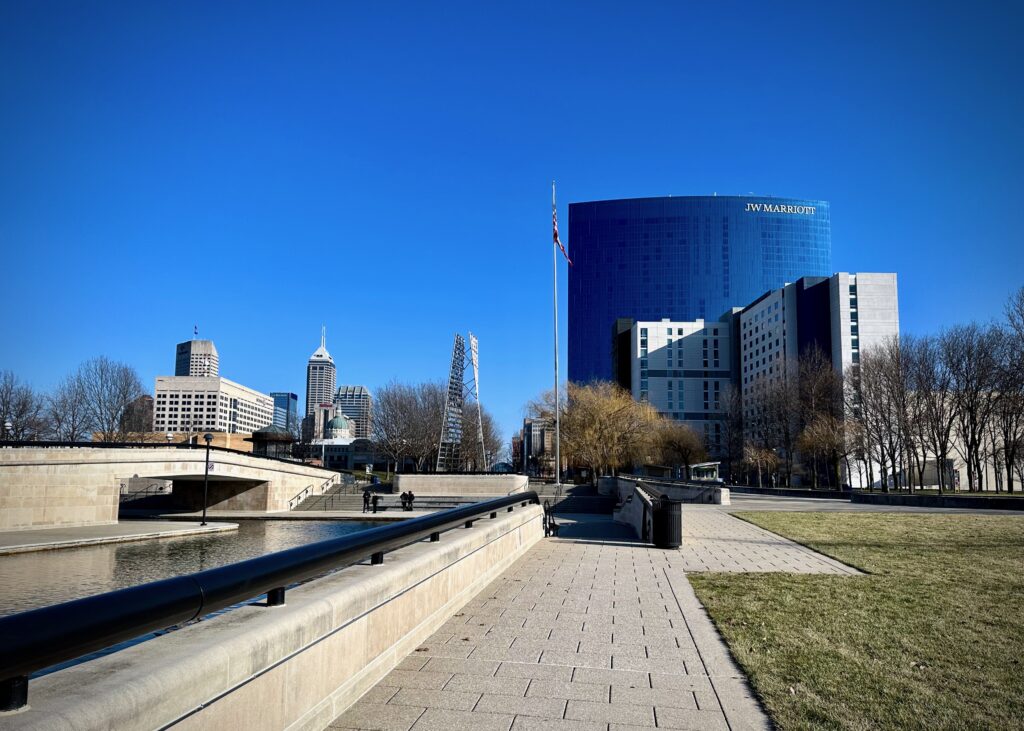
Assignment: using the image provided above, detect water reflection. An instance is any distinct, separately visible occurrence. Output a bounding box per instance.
[0,519,377,616]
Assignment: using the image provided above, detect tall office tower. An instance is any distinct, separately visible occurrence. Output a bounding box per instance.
[333,385,372,439]
[174,339,219,377]
[270,392,299,432]
[568,196,831,383]
[305,328,336,417]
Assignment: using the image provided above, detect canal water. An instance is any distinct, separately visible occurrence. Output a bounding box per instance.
[0,519,378,617]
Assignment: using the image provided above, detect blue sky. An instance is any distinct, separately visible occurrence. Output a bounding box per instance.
[1,1,1022,442]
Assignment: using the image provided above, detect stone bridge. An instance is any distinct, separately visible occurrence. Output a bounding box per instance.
[0,445,339,531]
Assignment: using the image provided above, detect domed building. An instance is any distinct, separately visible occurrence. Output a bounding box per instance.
[325,414,352,441]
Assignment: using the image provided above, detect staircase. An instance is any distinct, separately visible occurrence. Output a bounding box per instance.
[294,487,481,513]
[533,483,617,515]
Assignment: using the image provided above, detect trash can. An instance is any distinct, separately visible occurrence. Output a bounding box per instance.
[652,500,682,549]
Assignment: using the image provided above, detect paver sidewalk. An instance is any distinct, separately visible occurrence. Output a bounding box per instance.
[330,524,774,730]
[680,508,861,574]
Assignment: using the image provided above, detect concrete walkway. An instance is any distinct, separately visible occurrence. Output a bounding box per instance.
[680,508,860,574]
[330,507,862,731]
[0,520,236,554]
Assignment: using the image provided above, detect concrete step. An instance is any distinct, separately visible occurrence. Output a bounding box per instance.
[543,495,617,514]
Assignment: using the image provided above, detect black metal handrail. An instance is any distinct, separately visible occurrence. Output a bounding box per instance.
[0,491,540,711]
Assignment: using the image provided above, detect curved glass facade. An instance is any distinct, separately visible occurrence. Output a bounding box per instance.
[568,196,831,383]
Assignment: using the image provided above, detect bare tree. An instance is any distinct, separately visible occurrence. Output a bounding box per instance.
[913,335,957,492]
[47,372,93,441]
[942,325,1001,491]
[460,400,503,471]
[371,380,449,472]
[76,357,146,443]
[0,370,46,440]
[371,381,416,474]
[656,421,706,479]
[991,325,1024,492]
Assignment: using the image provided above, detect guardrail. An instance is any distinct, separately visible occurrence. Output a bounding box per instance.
[0,491,541,711]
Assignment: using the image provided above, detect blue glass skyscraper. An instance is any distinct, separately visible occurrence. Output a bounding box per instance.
[568,196,831,383]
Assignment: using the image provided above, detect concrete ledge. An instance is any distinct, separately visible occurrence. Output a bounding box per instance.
[614,477,729,505]
[851,492,1024,510]
[728,485,849,500]
[5,504,544,731]
[0,521,237,555]
[392,473,528,496]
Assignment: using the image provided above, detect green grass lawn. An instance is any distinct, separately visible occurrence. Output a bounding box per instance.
[689,512,1024,730]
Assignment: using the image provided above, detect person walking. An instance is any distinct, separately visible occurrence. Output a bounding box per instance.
[362,488,371,513]
[407,491,415,511]
[400,491,409,511]
[371,493,380,514]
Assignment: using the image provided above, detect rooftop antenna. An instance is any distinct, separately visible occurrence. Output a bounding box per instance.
[193,324,198,338]
[321,325,326,348]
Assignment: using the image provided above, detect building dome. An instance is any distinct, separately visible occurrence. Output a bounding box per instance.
[325,414,352,439]
[326,415,350,430]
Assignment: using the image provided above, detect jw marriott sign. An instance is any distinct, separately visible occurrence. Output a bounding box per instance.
[745,202,816,215]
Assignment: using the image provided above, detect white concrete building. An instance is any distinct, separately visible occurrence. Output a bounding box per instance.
[306,329,336,417]
[153,376,275,435]
[626,316,734,452]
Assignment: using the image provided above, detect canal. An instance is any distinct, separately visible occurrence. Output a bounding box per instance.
[0,519,378,617]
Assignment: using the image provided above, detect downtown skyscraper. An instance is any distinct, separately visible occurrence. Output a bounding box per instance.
[305,328,336,416]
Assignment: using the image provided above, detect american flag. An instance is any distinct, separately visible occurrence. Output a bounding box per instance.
[553,200,572,266]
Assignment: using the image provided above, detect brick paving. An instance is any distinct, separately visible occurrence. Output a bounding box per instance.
[330,509,859,730]
[680,507,861,574]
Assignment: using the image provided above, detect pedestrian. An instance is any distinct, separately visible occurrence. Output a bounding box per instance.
[407,491,415,511]
[400,491,409,511]
[371,493,380,514]
[362,488,371,513]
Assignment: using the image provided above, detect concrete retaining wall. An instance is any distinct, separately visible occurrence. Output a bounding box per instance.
[728,485,849,500]
[851,492,1024,510]
[5,504,544,731]
[613,487,651,541]
[614,477,729,505]
[393,473,528,496]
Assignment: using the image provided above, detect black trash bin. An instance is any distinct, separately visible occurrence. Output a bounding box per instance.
[652,499,682,549]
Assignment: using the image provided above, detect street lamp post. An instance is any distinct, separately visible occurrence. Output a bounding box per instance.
[201,433,213,526]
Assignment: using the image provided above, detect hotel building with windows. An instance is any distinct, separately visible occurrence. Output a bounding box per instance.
[153,376,275,435]
[615,272,898,453]
[569,195,832,383]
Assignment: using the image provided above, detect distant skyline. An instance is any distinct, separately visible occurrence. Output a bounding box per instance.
[1,1,1022,441]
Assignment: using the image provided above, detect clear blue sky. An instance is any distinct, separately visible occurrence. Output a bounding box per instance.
[1,1,1022,443]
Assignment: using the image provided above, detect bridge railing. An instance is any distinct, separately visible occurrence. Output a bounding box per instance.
[0,440,331,470]
[0,491,541,711]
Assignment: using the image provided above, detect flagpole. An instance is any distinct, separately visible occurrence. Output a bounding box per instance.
[552,181,561,490]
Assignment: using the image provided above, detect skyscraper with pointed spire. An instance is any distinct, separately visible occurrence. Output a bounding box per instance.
[305,327,336,417]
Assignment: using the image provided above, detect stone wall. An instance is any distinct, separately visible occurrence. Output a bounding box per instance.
[393,473,529,496]
[5,504,544,731]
